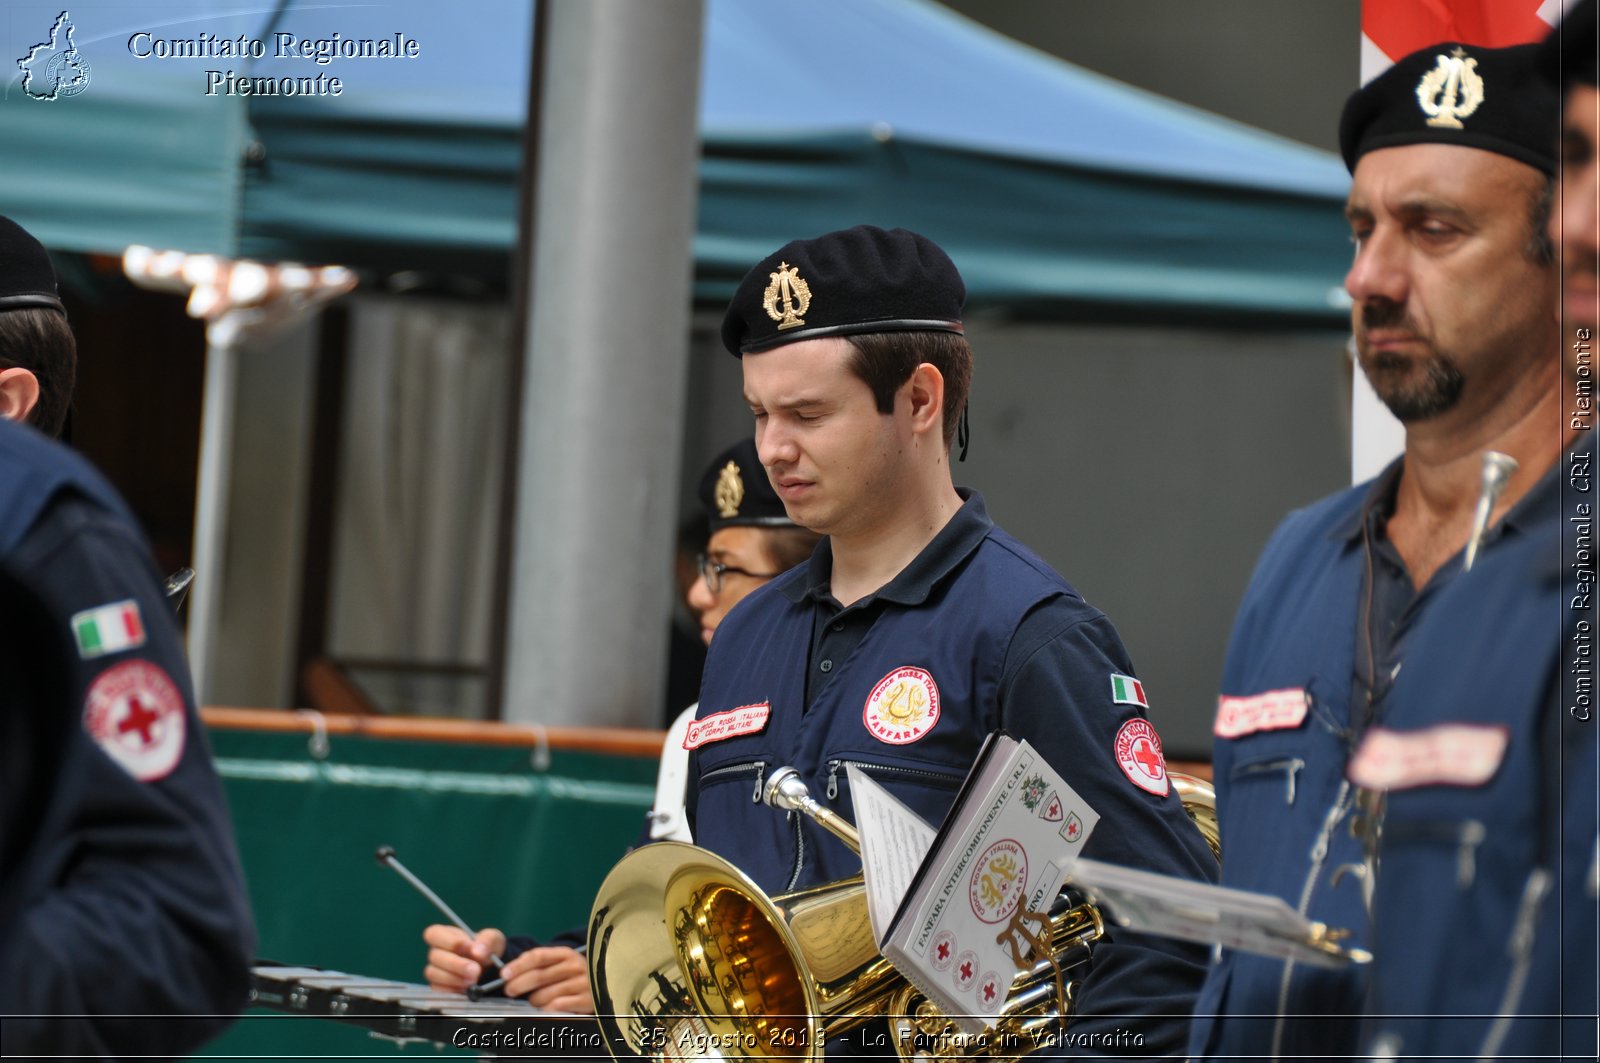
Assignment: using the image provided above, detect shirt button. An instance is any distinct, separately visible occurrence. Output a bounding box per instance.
[820,659,833,673]
[831,622,844,632]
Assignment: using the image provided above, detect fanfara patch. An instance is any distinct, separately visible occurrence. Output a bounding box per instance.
[1114,718,1169,796]
[762,261,812,331]
[1214,688,1310,739]
[863,666,940,744]
[1416,47,1485,130]
[83,660,185,782]
[969,838,1028,924]
[1348,724,1509,791]
[682,701,770,750]
[714,460,745,519]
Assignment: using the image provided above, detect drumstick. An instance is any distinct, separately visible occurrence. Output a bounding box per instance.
[374,846,508,1001]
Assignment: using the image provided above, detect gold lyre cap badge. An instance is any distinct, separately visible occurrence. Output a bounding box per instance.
[762,261,813,332]
[1338,41,1558,177]
[714,460,744,519]
[720,226,965,357]
[1416,47,1484,130]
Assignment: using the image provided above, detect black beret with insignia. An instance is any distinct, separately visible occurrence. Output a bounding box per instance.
[698,436,795,531]
[1540,0,1598,89]
[0,216,65,314]
[1339,41,1558,175]
[719,225,964,357]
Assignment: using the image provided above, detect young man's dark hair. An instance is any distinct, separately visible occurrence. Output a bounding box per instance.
[0,308,77,438]
[0,215,75,438]
[846,330,972,449]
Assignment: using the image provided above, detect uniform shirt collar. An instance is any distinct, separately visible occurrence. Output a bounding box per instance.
[1334,439,1571,546]
[781,488,992,608]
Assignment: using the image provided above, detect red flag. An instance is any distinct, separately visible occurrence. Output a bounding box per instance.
[1366,1,1555,59]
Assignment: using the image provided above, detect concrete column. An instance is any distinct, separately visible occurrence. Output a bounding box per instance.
[502,0,705,726]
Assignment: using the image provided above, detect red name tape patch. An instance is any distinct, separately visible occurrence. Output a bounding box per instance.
[1214,688,1310,739]
[1348,724,1509,791]
[683,702,771,750]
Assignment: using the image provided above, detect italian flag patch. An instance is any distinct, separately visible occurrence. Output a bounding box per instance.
[1110,673,1148,708]
[71,600,146,659]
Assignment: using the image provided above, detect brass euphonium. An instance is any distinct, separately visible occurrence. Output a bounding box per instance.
[587,766,1220,1063]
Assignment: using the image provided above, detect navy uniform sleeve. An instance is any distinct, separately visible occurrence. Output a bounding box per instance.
[998,600,1214,1060]
[0,490,256,1059]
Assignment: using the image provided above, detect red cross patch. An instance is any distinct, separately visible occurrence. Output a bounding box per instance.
[83,660,186,782]
[980,973,1001,1005]
[1114,718,1169,796]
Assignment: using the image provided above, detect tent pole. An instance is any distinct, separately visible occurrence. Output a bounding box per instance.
[499,0,705,727]
[187,330,238,704]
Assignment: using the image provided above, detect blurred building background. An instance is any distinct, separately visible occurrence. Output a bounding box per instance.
[3,0,1370,758]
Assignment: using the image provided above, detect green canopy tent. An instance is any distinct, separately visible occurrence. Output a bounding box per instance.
[3,0,1351,324]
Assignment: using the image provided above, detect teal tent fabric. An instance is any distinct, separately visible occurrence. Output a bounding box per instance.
[0,0,1352,325]
[197,726,654,1058]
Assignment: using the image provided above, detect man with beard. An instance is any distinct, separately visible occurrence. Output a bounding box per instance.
[1350,11,1599,1059]
[1188,42,1567,1061]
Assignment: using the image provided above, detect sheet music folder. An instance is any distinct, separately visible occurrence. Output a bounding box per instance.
[855,731,1100,1034]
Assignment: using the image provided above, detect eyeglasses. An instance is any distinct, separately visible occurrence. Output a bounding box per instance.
[697,553,781,594]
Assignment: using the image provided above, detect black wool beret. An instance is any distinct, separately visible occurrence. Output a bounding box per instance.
[1339,41,1558,175]
[697,436,794,531]
[0,215,64,314]
[720,225,964,357]
[1540,0,1598,89]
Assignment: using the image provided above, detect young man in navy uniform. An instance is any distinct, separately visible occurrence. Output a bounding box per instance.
[1353,11,1600,1058]
[688,225,1216,1057]
[1190,43,1568,1061]
[0,423,255,1053]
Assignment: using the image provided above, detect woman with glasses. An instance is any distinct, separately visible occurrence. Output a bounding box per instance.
[686,436,821,647]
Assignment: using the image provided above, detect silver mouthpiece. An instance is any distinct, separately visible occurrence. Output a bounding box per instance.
[761,766,862,854]
[1463,450,1518,572]
[763,766,811,812]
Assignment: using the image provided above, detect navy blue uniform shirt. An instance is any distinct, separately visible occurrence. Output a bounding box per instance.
[1356,433,1597,1061]
[687,491,1215,1059]
[0,419,255,1061]
[1192,455,1563,1062]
